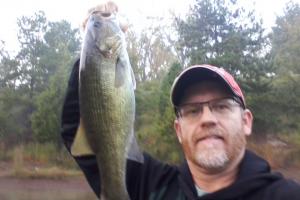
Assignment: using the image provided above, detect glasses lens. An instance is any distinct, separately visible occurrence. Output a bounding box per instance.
[177,97,240,121]
[180,104,202,119]
[210,98,236,115]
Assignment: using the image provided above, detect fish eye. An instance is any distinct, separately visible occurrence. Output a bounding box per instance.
[93,21,102,28]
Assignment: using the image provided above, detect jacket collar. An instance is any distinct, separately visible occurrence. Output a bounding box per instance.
[178,159,198,200]
[177,150,283,199]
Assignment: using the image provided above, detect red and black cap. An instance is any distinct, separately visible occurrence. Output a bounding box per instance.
[170,64,246,108]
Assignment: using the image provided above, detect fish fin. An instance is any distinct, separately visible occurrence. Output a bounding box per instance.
[115,56,126,87]
[130,63,136,90]
[115,51,136,89]
[126,130,144,163]
[71,118,95,156]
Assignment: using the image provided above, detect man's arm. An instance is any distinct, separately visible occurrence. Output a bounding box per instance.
[61,59,101,197]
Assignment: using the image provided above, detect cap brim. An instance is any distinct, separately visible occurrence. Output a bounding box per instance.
[170,65,237,107]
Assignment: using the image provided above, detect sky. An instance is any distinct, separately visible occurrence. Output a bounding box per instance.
[0,0,298,55]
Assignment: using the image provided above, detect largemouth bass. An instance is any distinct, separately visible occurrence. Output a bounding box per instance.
[79,12,137,200]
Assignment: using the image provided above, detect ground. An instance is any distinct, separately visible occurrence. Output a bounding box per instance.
[0,161,299,200]
[0,161,98,200]
[0,176,97,200]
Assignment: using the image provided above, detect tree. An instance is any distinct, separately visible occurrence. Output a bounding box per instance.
[16,11,49,98]
[134,62,184,163]
[31,20,80,144]
[0,41,20,89]
[126,18,177,83]
[267,1,300,135]
[0,41,31,144]
[135,79,161,154]
[31,70,67,143]
[271,1,300,75]
[0,87,32,144]
[175,0,271,83]
[174,0,276,135]
[128,19,182,160]
[0,12,80,145]
[156,62,183,163]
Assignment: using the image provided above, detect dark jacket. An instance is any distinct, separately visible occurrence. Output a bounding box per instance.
[61,59,300,200]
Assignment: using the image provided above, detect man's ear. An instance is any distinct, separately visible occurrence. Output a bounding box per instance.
[174,119,182,144]
[242,109,253,136]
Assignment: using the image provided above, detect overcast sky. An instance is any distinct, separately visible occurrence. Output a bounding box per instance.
[0,0,298,54]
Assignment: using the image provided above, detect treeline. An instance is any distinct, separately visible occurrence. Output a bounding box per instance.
[0,0,300,163]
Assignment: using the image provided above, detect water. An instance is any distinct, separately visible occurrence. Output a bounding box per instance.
[0,191,97,200]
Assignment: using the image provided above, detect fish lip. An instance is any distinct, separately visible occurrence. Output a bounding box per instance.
[92,11,117,19]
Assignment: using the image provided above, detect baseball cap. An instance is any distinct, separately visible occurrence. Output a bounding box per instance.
[170,64,246,108]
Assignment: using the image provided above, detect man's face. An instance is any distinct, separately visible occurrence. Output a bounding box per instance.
[174,81,253,173]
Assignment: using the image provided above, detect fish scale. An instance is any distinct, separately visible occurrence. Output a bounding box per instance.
[79,13,134,200]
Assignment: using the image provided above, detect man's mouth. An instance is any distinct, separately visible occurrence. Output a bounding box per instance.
[196,135,224,147]
[199,135,223,141]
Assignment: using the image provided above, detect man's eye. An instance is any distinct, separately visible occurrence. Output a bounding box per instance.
[185,106,200,115]
[213,103,230,111]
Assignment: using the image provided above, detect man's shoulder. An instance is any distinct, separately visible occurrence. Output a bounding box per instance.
[268,177,300,199]
[251,174,300,200]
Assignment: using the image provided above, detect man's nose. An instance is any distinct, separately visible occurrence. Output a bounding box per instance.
[199,104,217,126]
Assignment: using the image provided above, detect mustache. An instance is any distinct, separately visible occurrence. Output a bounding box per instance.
[193,129,224,142]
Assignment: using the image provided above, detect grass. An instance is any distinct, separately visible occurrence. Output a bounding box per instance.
[11,166,83,179]
[2,136,300,179]
[0,142,82,179]
[22,142,77,168]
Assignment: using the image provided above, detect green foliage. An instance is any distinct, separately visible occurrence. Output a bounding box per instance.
[159,62,182,115]
[156,62,184,163]
[0,45,29,143]
[175,0,279,135]
[31,20,80,144]
[0,88,32,143]
[1,1,300,165]
[31,72,67,143]
[155,104,183,163]
[0,44,20,89]
[135,80,161,142]
[0,12,80,146]
[269,74,300,133]
[23,142,73,166]
[266,2,300,135]
[135,62,183,164]
[175,0,271,81]
[16,11,49,96]
[271,1,300,74]
[7,143,77,169]
[132,24,181,156]
[126,19,177,83]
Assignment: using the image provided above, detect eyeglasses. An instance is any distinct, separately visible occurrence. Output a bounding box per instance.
[176,97,242,122]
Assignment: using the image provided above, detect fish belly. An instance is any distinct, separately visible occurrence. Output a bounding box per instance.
[80,55,134,200]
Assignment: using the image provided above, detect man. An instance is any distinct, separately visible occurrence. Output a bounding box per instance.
[61,62,300,199]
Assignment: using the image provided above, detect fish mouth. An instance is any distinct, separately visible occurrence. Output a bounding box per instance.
[100,12,113,18]
[92,11,116,19]
[96,35,121,58]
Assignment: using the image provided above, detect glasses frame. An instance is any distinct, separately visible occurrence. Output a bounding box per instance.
[175,96,243,120]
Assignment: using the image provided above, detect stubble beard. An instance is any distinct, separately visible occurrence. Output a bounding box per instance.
[193,130,246,173]
[194,143,229,172]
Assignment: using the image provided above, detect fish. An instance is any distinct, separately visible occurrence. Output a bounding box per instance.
[78,11,140,200]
